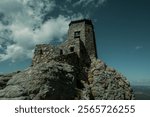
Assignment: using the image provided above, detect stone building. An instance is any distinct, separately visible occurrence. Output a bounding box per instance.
[32,19,97,68]
[0,19,134,100]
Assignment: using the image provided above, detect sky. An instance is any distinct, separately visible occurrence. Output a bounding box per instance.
[0,0,150,86]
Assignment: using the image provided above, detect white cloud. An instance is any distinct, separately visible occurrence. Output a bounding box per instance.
[0,15,70,62]
[135,46,143,50]
[66,0,72,3]
[0,44,28,62]
[0,0,66,62]
[73,0,106,7]
[34,16,70,43]
[11,15,70,46]
[27,0,56,19]
[0,0,23,15]
[97,0,106,5]
[0,0,102,63]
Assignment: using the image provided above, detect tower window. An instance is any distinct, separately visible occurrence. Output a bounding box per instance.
[70,47,74,52]
[60,49,63,55]
[74,31,80,38]
[39,49,43,55]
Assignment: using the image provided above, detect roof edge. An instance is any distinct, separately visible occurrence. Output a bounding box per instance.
[69,19,93,26]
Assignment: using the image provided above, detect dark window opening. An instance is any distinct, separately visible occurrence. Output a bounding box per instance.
[76,79,84,89]
[39,49,43,55]
[70,47,74,52]
[60,49,63,55]
[74,31,80,38]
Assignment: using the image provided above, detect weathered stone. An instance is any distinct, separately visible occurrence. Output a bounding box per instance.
[0,61,80,100]
[0,72,17,90]
[106,67,116,72]
[0,85,26,98]
[0,19,134,100]
[82,59,135,100]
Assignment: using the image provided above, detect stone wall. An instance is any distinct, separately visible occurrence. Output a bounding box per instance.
[32,35,92,67]
[54,52,79,66]
[32,19,97,68]
[32,44,60,66]
[32,39,81,67]
[0,19,135,100]
[59,38,81,56]
[68,19,97,59]
[68,21,85,42]
[85,24,97,59]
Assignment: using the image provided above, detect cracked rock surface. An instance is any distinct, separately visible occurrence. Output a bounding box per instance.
[0,59,134,100]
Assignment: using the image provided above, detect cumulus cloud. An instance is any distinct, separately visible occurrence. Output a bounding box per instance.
[0,0,24,14]
[0,0,67,62]
[0,15,71,62]
[0,0,105,62]
[11,15,70,46]
[0,44,30,62]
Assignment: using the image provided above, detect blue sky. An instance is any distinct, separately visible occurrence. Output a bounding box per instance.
[0,0,150,86]
[94,0,150,85]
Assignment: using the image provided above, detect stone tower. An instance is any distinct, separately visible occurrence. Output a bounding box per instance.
[32,19,98,67]
[68,19,97,59]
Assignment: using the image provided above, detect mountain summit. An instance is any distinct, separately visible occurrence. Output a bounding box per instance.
[0,19,134,100]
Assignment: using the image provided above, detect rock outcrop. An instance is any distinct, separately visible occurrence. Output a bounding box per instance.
[0,61,80,100]
[80,59,134,100]
[0,59,134,100]
[0,19,134,100]
[0,72,17,90]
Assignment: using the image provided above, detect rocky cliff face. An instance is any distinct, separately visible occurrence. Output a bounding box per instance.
[0,59,134,100]
[80,59,134,100]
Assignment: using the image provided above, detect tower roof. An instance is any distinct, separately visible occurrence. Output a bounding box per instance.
[69,19,93,26]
